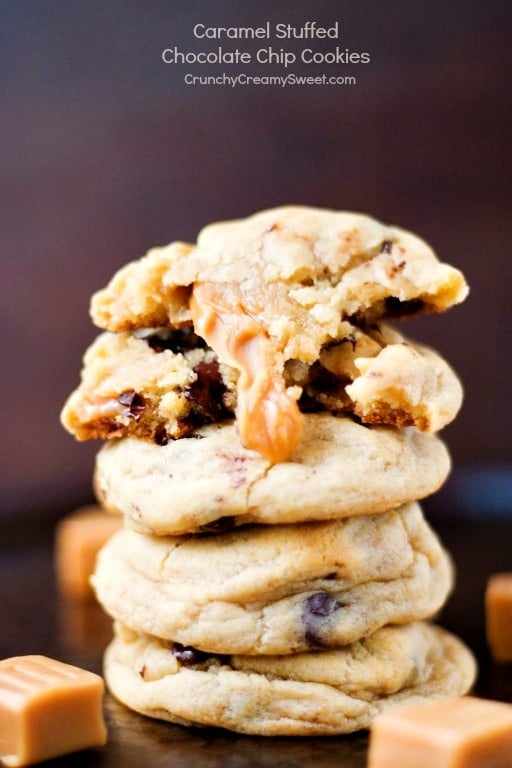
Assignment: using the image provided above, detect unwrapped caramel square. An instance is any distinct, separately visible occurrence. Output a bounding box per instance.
[368,696,512,768]
[54,505,122,599]
[485,572,512,662]
[0,655,107,766]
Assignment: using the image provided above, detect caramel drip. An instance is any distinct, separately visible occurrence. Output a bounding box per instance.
[190,282,302,464]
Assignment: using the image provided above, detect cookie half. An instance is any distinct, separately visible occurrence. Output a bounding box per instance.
[88,206,468,462]
[61,323,462,443]
[94,413,451,535]
[92,502,453,655]
[91,206,468,335]
[104,621,476,735]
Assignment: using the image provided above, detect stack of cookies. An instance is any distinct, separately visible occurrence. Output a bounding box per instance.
[61,206,476,735]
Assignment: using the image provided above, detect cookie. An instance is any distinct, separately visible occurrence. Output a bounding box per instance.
[103,621,476,735]
[92,502,453,655]
[91,207,468,335]
[94,413,451,535]
[89,206,468,462]
[61,322,462,443]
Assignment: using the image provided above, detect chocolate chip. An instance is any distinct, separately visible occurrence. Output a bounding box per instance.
[310,362,352,393]
[118,390,146,420]
[147,326,207,354]
[305,592,341,617]
[381,240,393,253]
[198,516,236,534]
[168,643,230,667]
[170,643,210,666]
[302,592,343,647]
[154,426,170,445]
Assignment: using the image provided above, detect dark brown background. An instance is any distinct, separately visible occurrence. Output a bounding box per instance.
[2,0,511,530]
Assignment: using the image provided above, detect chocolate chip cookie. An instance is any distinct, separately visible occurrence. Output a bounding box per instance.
[94,413,451,535]
[92,502,453,655]
[103,621,476,735]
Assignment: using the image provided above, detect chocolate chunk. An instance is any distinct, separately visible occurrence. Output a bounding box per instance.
[184,359,231,425]
[381,240,394,253]
[118,390,146,420]
[302,592,343,647]
[297,390,326,413]
[297,361,352,413]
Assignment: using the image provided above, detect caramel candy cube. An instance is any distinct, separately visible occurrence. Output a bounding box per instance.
[55,506,122,599]
[0,655,107,766]
[368,697,512,768]
[485,572,512,662]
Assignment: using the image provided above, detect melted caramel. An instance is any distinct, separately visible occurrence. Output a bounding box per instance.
[190,282,302,463]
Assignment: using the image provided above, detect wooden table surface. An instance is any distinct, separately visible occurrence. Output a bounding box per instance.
[1,516,511,767]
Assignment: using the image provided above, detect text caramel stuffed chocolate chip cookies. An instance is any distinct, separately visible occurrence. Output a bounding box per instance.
[61,206,474,735]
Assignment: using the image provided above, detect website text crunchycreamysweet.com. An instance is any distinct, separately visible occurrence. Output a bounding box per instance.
[162,20,371,88]
[183,72,357,87]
